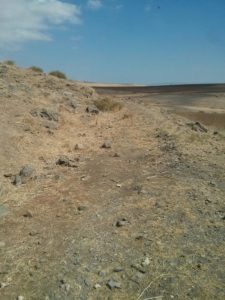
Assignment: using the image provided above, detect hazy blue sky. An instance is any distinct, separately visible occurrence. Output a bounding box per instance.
[1,0,225,84]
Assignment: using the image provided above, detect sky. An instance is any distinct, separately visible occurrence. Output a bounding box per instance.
[0,0,225,84]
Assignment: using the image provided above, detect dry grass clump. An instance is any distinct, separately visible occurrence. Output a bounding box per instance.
[49,70,67,79]
[4,60,16,66]
[29,66,43,73]
[94,97,123,112]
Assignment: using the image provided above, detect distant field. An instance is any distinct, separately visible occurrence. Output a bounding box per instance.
[94,83,225,95]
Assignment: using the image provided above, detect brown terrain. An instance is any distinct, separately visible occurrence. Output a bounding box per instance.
[0,63,225,300]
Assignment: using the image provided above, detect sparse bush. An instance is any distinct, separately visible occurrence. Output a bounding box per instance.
[94,97,123,112]
[29,66,43,73]
[49,70,67,79]
[4,60,15,66]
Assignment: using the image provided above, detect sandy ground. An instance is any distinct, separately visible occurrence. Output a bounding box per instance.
[0,64,225,300]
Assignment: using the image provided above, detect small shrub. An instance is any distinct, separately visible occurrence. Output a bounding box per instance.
[94,97,123,112]
[49,70,67,79]
[4,60,15,66]
[29,66,43,73]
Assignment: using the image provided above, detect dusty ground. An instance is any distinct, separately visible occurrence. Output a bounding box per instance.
[0,64,225,300]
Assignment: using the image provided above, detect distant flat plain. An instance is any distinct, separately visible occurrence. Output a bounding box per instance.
[93,83,225,129]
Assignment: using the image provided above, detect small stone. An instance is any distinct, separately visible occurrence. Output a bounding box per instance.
[130,272,144,285]
[98,270,107,277]
[113,153,120,157]
[17,296,24,300]
[116,218,129,227]
[101,141,111,149]
[67,99,77,110]
[31,108,59,122]
[74,144,84,150]
[131,264,146,274]
[77,205,87,212]
[107,279,121,290]
[13,175,22,186]
[187,121,207,133]
[86,105,99,114]
[113,267,124,272]
[141,257,150,267]
[23,211,33,218]
[94,283,101,289]
[19,165,36,184]
[0,282,8,288]
[56,156,78,168]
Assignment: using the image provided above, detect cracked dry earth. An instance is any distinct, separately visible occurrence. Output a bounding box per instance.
[1,65,225,300]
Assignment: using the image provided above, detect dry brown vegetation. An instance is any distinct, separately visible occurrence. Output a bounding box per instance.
[94,97,123,112]
[49,70,67,79]
[29,66,44,73]
[0,62,225,300]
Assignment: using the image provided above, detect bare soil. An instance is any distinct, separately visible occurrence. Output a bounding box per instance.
[0,64,225,300]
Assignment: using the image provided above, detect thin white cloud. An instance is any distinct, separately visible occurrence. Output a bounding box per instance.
[87,0,102,10]
[0,0,81,50]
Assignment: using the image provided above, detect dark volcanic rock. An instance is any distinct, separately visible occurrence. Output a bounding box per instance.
[31,108,59,122]
[101,141,112,149]
[86,105,99,114]
[116,218,129,227]
[56,156,78,168]
[107,279,121,290]
[187,121,208,133]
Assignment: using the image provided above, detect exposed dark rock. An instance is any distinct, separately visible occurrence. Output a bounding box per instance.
[31,108,59,122]
[86,105,99,114]
[101,141,112,149]
[77,205,88,212]
[106,279,121,290]
[187,121,208,133]
[74,144,84,150]
[23,211,33,218]
[56,156,78,168]
[13,175,22,186]
[67,99,78,110]
[116,218,129,227]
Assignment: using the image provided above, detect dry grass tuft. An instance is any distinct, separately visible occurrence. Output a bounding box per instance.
[49,70,67,79]
[3,60,16,66]
[29,66,44,73]
[94,97,123,112]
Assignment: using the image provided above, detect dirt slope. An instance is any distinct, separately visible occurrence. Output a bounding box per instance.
[0,64,225,300]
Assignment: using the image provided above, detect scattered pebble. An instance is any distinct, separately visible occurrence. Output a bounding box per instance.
[74,143,84,150]
[17,296,24,300]
[56,156,78,168]
[0,282,8,288]
[101,141,112,149]
[113,266,124,272]
[141,257,150,267]
[107,279,121,290]
[23,211,33,218]
[131,264,146,274]
[13,175,22,186]
[94,283,101,289]
[113,153,120,157]
[86,105,99,114]
[116,218,129,227]
[77,205,88,212]
[130,272,144,285]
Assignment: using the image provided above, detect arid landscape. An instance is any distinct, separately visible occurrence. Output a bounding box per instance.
[1,63,225,300]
